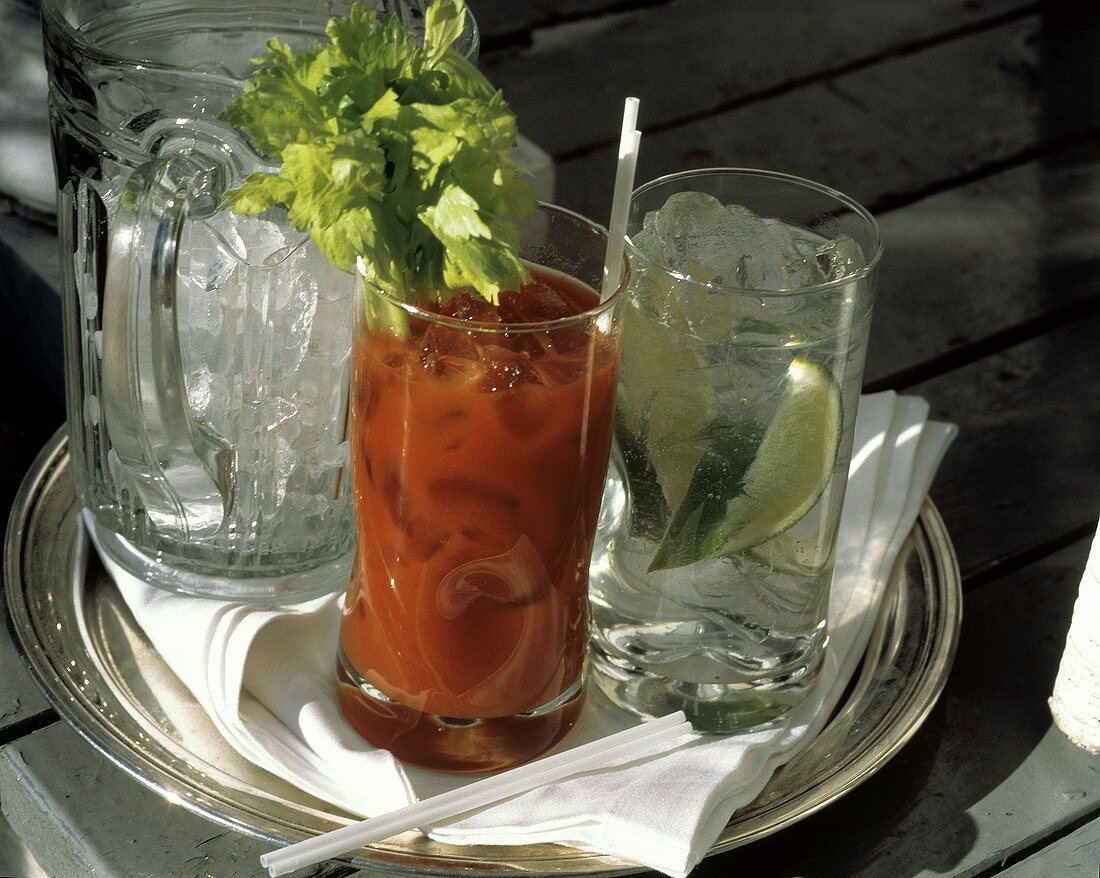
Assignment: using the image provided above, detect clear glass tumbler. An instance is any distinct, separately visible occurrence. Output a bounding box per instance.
[43,0,478,600]
[337,205,624,771]
[590,168,882,731]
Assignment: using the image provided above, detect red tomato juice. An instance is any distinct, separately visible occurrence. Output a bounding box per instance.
[336,267,621,771]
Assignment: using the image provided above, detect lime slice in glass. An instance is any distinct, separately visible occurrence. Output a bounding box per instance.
[617,299,718,512]
[650,357,842,571]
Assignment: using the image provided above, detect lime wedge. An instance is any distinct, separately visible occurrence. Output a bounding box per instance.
[617,297,718,512]
[649,357,842,572]
[647,420,764,571]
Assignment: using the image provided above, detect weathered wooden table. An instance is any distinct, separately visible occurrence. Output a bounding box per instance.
[1,1,1098,876]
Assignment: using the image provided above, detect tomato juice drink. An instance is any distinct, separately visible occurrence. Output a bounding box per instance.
[336,208,625,772]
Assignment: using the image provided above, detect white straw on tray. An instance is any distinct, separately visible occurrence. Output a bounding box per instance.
[600,96,642,301]
[260,711,691,877]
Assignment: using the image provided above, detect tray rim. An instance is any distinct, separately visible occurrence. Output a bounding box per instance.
[4,426,963,875]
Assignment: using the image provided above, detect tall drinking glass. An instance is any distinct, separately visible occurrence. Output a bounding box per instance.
[43,0,478,600]
[337,205,624,772]
[590,168,881,732]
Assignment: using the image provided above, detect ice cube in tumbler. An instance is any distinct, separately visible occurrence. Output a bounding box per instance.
[635,191,855,291]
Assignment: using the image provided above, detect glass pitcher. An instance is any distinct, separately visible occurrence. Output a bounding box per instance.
[43,0,480,600]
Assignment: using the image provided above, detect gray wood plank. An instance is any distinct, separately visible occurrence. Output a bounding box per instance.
[473,0,630,41]
[864,140,1100,384]
[0,620,52,743]
[912,313,1100,580]
[692,538,1100,878]
[995,817,1100,878]
[552,13,1097,224]
[482,0,1036,158]
[0,810,46,878]
[0,723,359,878]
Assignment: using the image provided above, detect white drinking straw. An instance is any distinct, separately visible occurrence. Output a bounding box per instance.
[259,710,691,877]
[601,97,642,301]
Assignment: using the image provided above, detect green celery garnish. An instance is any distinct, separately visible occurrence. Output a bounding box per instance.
[219,0,536,302]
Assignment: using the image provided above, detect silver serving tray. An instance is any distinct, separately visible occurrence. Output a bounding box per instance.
[5,428,962,875]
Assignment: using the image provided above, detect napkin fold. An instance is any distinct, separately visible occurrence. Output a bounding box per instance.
[81,517,416,818]
[84,391,955,877]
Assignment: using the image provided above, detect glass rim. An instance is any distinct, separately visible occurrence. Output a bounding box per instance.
[625,166,883,299]
[357,202,625,334]
[40,0,480,68]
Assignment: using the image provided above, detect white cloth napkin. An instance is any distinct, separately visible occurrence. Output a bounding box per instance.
[84,390,955,877]
[1049,513,1100,754]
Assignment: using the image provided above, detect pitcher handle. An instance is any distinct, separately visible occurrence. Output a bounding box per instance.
[100,152,233,539]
